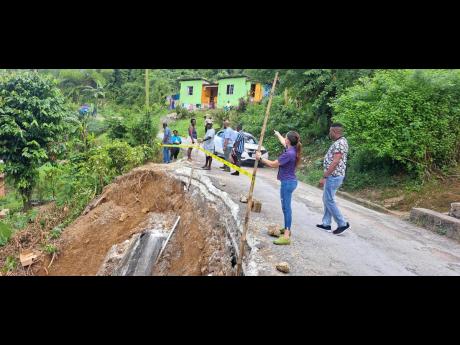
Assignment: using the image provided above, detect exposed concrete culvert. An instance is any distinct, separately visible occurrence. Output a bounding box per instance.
[40,165,244,276]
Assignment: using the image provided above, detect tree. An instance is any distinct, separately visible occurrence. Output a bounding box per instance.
[0,72,68,209]
[82,80,106,115]
[332,69,460,178]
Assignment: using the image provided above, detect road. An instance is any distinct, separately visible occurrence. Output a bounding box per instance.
[179,145,460,276]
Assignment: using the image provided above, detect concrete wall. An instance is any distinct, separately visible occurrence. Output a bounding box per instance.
[410,208,460,242]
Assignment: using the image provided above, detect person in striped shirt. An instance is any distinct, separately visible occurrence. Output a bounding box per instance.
[230,124,245,176]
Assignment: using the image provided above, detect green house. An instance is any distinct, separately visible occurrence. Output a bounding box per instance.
[177,78,210,110]
[217,75,262,108]
[178,75,263,110]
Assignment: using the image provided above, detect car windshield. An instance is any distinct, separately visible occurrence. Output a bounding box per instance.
[244,134,257,144]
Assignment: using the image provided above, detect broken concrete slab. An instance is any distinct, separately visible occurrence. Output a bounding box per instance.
[450,203,460,219]
[113,230,166,276]
[410,208,460,242]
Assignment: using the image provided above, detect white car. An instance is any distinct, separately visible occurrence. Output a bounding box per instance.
[213,130,269,166]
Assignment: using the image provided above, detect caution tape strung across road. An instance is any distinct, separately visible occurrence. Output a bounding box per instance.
[159,143,254,179]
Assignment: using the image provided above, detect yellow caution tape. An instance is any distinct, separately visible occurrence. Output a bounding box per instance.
[159,143,254,179]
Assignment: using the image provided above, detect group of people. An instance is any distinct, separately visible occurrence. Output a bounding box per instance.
[198,117,245,175]
[163,118,350,244]
[255,123,350,245]
[162,116,245,177]
[161,123,182,163]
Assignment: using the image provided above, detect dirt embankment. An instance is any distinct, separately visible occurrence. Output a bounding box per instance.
[38,166,235,276]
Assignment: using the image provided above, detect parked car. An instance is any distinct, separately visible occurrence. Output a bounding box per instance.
[214,130,269,166]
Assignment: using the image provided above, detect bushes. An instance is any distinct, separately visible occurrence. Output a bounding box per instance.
[239,96,319,158]
[332,69,460,178]
[175,105,194,120]
[106,106,159,146]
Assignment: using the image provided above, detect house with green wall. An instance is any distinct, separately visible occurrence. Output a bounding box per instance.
[178,75,263,110]
[178,78,210,110]
[216,75,262,108]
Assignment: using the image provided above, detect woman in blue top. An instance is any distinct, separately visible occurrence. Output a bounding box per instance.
[255,130,301,245]
[170,130,182,161]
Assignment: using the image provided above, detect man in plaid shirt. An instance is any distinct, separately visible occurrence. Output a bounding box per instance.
[230,124,245,176]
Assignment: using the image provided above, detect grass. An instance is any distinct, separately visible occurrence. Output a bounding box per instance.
[1,256,17,273]
[0,189,23,213]
[0,222,12,246]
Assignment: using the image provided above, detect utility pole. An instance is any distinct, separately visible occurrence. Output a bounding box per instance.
[145,69,150,109]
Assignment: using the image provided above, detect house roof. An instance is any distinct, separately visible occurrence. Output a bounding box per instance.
[178,77,210,83]
[217,74,249,80]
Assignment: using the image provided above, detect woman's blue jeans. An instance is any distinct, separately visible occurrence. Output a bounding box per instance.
[280,179,298,231]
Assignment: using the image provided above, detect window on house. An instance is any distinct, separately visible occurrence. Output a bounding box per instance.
[187,86,193,95]
[226,84,234,95]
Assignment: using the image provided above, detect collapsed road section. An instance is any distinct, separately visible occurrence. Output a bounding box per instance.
[42,164,253,276]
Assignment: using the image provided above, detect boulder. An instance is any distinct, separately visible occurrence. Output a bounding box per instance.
[450,203,460,219]
[276,262,290,274]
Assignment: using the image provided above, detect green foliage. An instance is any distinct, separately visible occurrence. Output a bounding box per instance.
[106,106,159,146]
[87,117,109,136]
[48,225,63,240]
[0,72,68,209]
[0,222,12,246]
[2,256,17,273]
[239,96,318,158]
[332,69,460,178]
[0,188,23,213]
[175,104,194,120]
[42,243,58,254]
[105,140,142,175]
[36,163,62,201]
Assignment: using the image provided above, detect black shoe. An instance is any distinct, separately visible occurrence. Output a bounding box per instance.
[333,222,350,235]
[231,171,239,176]
[316,224,332,232]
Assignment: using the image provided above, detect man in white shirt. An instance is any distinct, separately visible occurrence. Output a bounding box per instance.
[221,120,234,172]
[201,121,215,170]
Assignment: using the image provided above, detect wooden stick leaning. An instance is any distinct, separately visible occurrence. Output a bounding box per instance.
[236,72,279,276]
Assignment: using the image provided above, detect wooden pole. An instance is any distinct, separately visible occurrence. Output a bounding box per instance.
[145,69,150,109]
[236,72,279,276]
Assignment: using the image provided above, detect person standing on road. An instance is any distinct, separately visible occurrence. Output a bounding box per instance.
[221,120,234,172]
[170,130,182,161]
[317,123,350,235]
[230,124,245,176]
[162,123,172,164]
[255,130,302,245]
[187,118,197,162]
[201,121,215,170]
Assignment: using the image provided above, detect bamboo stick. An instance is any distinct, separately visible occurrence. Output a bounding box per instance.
[236,72,279,276]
